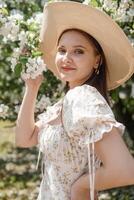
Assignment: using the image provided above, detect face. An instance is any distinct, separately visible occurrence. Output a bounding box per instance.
[55,30,100,89]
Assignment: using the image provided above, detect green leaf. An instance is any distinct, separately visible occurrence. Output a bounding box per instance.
[90,0,99,7]
[29,23,38,31]
[0,8,8,15]
[32,51,42,57]
[14,63,22,77]
[19,56,28,65]
[0,35,3,41]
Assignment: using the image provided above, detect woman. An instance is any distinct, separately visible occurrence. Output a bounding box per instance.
[15,1,134,200]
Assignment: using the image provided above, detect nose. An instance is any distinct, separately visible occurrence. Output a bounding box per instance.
[62,52,72,64]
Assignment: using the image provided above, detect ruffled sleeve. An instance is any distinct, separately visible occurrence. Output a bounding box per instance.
[62,84,125,200]
[62,84,124,143]
[36,99,62,128]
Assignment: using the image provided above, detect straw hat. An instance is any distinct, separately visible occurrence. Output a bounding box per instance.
[39,1,134,90]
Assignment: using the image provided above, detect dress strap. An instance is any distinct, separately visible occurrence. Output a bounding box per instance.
[88,142,95,200]
[36,150,45,177]
[36,149,41,170]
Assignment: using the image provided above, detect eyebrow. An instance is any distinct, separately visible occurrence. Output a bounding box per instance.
[57,45,87,50]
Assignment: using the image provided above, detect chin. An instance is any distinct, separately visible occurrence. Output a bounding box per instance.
[59,74,74,82]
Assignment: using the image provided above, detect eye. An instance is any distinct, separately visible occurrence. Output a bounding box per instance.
[74,49,84,54]
[57,47,66,54]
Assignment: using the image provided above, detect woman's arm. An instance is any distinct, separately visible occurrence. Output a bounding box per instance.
[15,75,43,148]
[94,127,134,190]
[71,127,134,199]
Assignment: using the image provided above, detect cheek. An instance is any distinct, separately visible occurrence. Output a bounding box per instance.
[55,54,61,66]
[83,55,95,67]
[77,58,95,75]
[77,57,93,69]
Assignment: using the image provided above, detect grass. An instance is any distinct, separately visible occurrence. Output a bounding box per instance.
[0,120,15,155]
[0,120,40,200]
[0,120,15,142]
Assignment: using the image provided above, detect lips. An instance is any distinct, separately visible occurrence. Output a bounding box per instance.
[61,66,76,71]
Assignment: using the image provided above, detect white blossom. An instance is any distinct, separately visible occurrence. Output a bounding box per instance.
[114,0,133,22]
[0,104,9,118]
[18,31,27,50]
[33,13,43,26]
[21,57,47,79]
[0,0,7,8]
[120,0,130,9]
[121,0,129,3]
[13,48,22,58]
[36,95,51,112]
[41,0,49,7]
[10,48,22,71]
[14,105,20,113]
[102,0,117,11]
[0,18,19,41]
[131,83,134,98]
[57,83,66,93]
[99,193,111,199]
[27,17,35,25]
[10,32,27,71]
[8,25,19,41]
[115,9,128,22]
[127,8,134,17]
[10,10,24,19]
[0,12,23,41]
[0,14,7,24]
[21,73,30,79]
[11,58,18,71]
[83,0,90,5]
[17,0,35,3]
[119,91,127,99]
[27,13,42,28]
[128,36,134,47]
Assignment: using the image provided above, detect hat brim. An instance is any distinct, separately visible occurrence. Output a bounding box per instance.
[40,1,134,90]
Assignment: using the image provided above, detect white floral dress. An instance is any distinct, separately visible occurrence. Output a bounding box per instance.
[36,84,124,200]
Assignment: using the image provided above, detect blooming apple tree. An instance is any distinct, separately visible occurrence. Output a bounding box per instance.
[0,0,133,141]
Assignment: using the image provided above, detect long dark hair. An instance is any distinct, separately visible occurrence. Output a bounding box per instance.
[58,28,109,104]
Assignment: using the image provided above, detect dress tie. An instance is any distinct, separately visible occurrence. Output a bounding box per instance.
[88,142,95,200]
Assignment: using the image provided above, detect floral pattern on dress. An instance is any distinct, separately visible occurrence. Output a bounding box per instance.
[37,84,125,200]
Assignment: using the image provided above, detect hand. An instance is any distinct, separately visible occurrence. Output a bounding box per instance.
[22,74,44,90]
